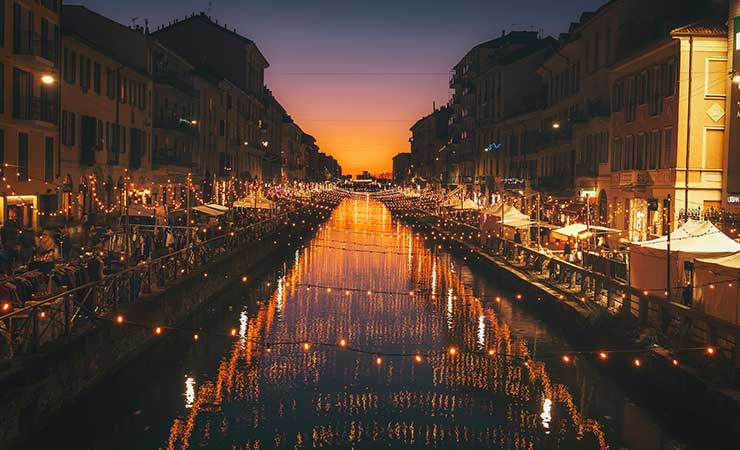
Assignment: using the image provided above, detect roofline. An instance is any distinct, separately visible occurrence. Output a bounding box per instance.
[154,13,269,68]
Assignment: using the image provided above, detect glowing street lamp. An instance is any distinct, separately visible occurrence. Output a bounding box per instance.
[552,122,561,130]
[41,74,56,85]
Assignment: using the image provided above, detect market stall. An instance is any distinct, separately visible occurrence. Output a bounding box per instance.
[693,253,740,325]
[629,220,740,295]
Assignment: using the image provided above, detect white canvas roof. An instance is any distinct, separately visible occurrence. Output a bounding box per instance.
[694,252,740,325]
[192,205,224,216]
[629,220,740,293]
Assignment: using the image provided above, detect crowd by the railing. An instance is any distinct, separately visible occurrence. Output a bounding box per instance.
[0,188,346,361]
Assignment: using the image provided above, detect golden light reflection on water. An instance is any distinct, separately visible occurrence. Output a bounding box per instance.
[166,198,607,449]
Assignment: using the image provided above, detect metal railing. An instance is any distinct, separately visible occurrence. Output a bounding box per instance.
[0,204,306,360]
[406,208,740,377]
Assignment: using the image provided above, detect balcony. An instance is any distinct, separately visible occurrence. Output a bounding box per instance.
[533,175,574,191]
[575,162,598,178]
[154,71,197,97]
[153,117,199,136]
[153,149,193,167]
[13,96,58,124]
[13,31,57,65]
[618,170,651,188]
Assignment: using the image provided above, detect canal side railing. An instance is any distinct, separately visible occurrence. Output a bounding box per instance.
[408,209,740,377]
[0,203,311,361]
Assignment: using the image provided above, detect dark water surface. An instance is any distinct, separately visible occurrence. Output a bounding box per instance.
[28,198,695,449]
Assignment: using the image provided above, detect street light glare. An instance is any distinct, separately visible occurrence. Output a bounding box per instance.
[41,74,56,85]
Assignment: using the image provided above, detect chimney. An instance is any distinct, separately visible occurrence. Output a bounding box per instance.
[433,101,436,112]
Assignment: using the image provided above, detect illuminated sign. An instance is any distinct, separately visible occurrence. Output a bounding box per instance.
[579,189,598,198]
[728,195,740,204]
[485,143,502,152]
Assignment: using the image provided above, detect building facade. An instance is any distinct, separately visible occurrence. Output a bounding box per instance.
[0,0,60,228]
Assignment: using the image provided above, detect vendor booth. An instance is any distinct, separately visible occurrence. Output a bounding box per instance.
[629,220,740,295]
[693,253,740,325]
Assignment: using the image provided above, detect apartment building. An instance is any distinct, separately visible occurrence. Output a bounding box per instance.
[281,116,304,182]
[409,106,451,187]
[0,0,60,228]
[60,5,152,219]
[609,21,727,240]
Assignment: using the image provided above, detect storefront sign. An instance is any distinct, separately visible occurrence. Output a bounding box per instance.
[579,188,598,198]
[728,195,740,204]
[502,178,525,191]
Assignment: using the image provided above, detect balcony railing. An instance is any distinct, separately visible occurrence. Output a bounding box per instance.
[153,149,194,167]
[153,118,199,136]
[13,31,57,63]
[13,96,58,124]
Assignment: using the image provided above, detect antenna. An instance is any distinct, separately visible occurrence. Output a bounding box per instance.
[130,17,139,28]
[207,0,213,16]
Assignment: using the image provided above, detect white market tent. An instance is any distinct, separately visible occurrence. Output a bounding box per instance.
[629,220,740,294]
[453,198,480,210]
[234,195,274,210]
[693,253,740,325]
[205,203,229,212]
[551,223,621,241]
[192,205,224,216]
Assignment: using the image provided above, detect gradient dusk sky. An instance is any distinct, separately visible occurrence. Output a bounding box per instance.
[79,0,604,176]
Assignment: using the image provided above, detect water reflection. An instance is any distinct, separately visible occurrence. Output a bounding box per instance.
[164,199,612,449]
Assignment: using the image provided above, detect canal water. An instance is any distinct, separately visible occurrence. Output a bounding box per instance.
[29,197,694,449]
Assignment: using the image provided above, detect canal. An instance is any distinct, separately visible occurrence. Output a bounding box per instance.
[28,197,695,449]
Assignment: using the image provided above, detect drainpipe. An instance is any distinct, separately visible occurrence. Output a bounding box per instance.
[683,36,693,221]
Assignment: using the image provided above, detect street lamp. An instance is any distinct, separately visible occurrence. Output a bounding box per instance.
[552,122,561,129]
[41,74,56,85]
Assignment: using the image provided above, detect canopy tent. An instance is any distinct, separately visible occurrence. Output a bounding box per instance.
[551,223,621,241]
[192,205,225,216]
[480,204,529,230]
[629,220,740,294]
[234,195,274,210]
[205,203,229,212]
[693,253,740,325]
[452,198,480,210]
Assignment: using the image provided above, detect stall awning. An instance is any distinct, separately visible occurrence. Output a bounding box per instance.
[192,205,225,216]
[205,203,229,212]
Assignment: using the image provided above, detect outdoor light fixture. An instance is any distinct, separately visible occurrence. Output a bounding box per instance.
[552,122,561,129]
[190,120,198,125]
[41,74,56,85]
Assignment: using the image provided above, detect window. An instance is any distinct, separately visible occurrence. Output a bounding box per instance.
[664,60,676,97]
[593,32,600,69]
[61,111,76,145]
[219,120,225,136]
[106,68,115,99]
[79,55,91,91]
[663,128,673,168]
[105,122,109,150]
[0,0,4,48]
[0,63,4,114]
[648,66,663,116]
[44,137,54,182]
[624,135,634,170]
[636,133,646,169]
[0,129,4,178]
[12,67,31,120]
[121,126,126,153]
[17,132,28,182]
[612,138,622,172]
[93,62,101,94]
[66,49,77,84]
[605,28,611,64]
[649,130,661,169]
[96,119,103,150]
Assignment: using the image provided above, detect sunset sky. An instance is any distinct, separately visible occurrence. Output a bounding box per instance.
[82,0,603,176]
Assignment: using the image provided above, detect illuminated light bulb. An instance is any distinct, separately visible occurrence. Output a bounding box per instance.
[327,287,332,292]
[154,326,163,335]
[414,354,422,363]
[193,333,199,341]
[516,294,523,300]
[643,290,649,296]
[39,311,46,318]
[672,358,679,366]
[367,290,372,295]
[376,356,383,365]
[241,276,248,283]
[598,352,608,360]
[115,315,124,324]
[562,355,571,364]
[706,346,716,355]
[488,349,495,356]
[709,284,715,290]
[339,338,347,347]
[633,358,641,367]
[303,342,311,351]
[230,328,237,337]
[1,302,12,312]
[448,347,457,356]
[495,297,501,303]
[409,291,415,296]
[345,290,351,296]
